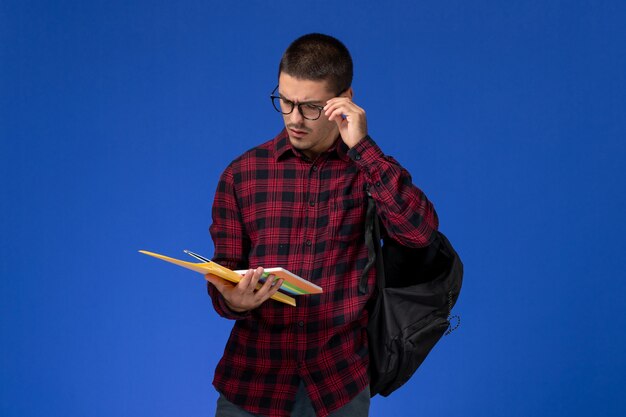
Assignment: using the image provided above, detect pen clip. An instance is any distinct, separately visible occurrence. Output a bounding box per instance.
[183,249,212,263]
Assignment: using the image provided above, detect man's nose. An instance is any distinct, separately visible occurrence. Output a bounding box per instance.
[289,105,305,124]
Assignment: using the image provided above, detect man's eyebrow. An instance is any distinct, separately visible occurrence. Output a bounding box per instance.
[279,93,325,106]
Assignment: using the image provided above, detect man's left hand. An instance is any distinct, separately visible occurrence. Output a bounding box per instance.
[324,97,368,149]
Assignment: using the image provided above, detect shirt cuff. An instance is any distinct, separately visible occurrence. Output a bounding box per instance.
[346,135,386,171]
[347,135,389,191]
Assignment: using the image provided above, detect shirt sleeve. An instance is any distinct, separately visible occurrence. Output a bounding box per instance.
[207,164,252,320]
[347,135,439,248]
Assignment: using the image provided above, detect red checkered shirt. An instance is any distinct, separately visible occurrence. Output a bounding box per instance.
[208,130,438,416]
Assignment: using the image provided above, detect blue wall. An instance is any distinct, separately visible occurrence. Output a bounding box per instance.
[2,1,625,416]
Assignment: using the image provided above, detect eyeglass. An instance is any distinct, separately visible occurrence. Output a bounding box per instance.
[270,86,326,121]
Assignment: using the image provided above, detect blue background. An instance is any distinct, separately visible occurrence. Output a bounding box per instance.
[2,1,625,416]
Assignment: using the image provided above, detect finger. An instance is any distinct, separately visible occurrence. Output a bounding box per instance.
[256,277,284,303]
[326,108,350,124]
[323,102,346,118]
[324,102,359,121]
[330,104,362,120]
[255,274,278,299]
[263,278,283,301]
[249,267,265,290]
[324,98,357,114]
[237,269,254,291]
[267,278,284,298]
[324,96,351,109]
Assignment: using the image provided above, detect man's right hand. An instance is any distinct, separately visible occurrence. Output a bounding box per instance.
[205,267,283,313]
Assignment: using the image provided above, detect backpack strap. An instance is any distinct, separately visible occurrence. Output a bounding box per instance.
[359,192,384,295]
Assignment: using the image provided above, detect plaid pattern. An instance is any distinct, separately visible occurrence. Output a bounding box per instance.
[208,129,438,417]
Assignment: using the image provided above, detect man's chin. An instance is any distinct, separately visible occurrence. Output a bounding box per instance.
[288,134,306,147]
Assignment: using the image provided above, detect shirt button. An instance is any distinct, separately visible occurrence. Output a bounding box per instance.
[312,166,318,172]
[376,181,381,187]
[354,154,362,160]
[309,200,315,207]
[298,321,304,327]
[306,240,312,246]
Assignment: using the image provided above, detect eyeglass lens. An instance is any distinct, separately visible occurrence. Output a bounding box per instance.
[271,96,322,120]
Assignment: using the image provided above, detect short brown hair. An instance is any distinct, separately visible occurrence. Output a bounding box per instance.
[278,33,353,94]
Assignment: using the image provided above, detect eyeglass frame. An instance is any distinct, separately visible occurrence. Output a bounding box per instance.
[270,85,347,121]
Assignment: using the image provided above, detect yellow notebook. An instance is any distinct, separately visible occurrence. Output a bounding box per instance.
[139,250,304,306]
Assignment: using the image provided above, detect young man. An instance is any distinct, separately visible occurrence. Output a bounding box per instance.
[206,34,439,417]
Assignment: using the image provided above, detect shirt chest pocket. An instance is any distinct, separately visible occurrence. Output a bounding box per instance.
[329,195,367,242]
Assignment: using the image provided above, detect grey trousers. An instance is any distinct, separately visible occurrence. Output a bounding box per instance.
[215,382,370,417]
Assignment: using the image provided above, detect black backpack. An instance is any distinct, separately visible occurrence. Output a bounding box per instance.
[359,194,463,397]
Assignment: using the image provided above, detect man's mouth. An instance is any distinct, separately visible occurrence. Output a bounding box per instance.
[288,127,309,138]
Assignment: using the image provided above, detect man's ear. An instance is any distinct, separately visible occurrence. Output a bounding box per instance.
[344,87,354,99]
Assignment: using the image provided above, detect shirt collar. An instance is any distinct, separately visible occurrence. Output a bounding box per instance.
[273,129,351,162]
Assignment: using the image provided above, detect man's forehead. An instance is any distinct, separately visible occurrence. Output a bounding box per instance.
[278,73,333,101]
